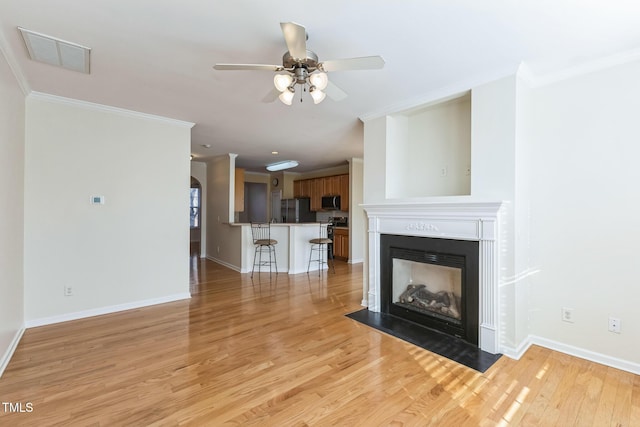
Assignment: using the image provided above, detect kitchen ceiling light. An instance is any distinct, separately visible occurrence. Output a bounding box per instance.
[266,160,299,171]
[18,27,91,74]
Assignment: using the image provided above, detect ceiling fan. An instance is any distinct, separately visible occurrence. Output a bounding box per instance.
[213,22,385,105]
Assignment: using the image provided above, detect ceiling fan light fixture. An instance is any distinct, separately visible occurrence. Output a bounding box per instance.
[266,160,299,171]
[274,74,293,92]
[309,72,328,91]
[278,88,295,105]
[213,22,384,106]
[310,87,326,104]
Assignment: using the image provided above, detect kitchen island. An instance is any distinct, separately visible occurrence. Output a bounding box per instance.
[229,222,329,274]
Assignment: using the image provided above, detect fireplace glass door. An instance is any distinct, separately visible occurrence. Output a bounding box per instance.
[392,259,462,325]
[380,235,479,345]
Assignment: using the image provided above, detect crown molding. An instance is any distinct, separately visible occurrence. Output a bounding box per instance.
[28,91,195,128]
[519,49,640,88]
[361,48,640,122]
[0,28,30,95]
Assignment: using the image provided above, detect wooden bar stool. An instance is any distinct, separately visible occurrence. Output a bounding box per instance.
[250,222,278,278]
[307,222,335,276]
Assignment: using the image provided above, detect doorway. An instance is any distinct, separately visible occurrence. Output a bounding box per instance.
[190,176,202,257]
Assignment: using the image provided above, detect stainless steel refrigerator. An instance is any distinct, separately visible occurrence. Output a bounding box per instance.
[281,198,315,223]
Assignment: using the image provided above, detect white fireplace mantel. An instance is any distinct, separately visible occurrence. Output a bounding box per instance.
[362,200,503,354]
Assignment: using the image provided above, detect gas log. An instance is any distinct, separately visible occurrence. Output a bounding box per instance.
[397,284,461,320]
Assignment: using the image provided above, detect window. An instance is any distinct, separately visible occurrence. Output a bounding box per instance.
[190,187,200,228]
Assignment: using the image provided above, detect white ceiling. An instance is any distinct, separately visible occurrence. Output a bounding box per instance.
[2,1,640,172]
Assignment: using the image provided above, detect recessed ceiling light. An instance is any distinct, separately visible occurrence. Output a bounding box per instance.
[18,27,90,74]
[201,144,211,148]
[272,151,279,155]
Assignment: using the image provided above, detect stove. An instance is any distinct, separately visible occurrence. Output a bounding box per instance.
[330,216,348,227]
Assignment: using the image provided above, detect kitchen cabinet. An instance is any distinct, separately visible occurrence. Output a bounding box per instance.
[235,168,245,212]
[333,228,349,260]
[294,179,310,198]
[339,174,349,211]
[323,175,341,196]
[309,178,323,211]
[293,173,349,211]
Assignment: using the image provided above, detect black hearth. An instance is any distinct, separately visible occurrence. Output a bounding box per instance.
[380,234,479,346]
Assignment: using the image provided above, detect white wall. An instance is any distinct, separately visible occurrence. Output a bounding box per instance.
[24,94,192,323]
[206,154,241,269]
[363,116,387,204]
[0,46,25,375]
[513,74,534,346]
[527,59,640,363]
[471,76,521,349]
[349,158,365,264]
[385,115,410,198]
[191,161,207,257]
[386,97,471,198]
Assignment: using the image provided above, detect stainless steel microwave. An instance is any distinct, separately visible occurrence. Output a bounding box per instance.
[321,195,340,210]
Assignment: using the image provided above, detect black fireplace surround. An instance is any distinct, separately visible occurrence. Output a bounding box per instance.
[380,234,480,346]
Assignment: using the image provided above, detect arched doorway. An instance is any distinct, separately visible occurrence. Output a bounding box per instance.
[190,176,202,257]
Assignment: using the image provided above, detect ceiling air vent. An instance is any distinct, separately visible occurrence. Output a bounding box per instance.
[18,27,91,74]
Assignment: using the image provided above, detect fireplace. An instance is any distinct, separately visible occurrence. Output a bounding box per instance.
[363,201,502,354]
[380,235,479,344]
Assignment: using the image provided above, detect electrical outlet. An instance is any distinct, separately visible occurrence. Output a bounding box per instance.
[440,166,448,177]
[64,285,73,296]
[608,317,621,333]
[561,307,574,323]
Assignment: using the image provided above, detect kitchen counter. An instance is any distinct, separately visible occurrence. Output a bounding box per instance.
[230,222,329,274]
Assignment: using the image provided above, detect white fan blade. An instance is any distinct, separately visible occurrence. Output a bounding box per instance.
[262,88,280,103]
[325,80,347,102]
[214,64,283,71]
[280,22,307,61]
[320,56,385,72]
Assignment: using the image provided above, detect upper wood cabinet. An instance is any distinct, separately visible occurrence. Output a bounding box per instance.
[323,175,341,196]
[294,179,311,198]
[234,168,245,212]
[293,173,349,211]
[339,174,349,211]
[309,178,323,211]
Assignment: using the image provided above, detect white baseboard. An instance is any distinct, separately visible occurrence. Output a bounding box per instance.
[25,293,191,328]
[349,258,364,264]
[500,337,534,360]
[206,256,241,272]
[501,335,640,375]
[530,335,640,375]
[0,326,25,378]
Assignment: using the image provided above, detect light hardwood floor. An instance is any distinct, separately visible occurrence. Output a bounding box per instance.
[1,258,639,426]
